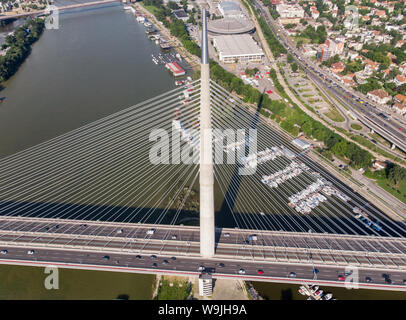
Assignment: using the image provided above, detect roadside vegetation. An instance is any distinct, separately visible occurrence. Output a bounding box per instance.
[155,278,191,300]
[0,18,45,84]
[365,165,406,204]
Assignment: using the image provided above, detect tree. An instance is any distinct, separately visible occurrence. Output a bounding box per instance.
[291,62,298,73]
[387,165,406,187]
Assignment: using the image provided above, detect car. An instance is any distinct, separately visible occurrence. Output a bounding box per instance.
[365,277,372,283]
[171,256,176,261]
[171,235,177,240]
[218,263,225,268]
[344,270,352,276]
[151,255,157,259]
[102,255,110,260]
[403,279,406,285]
[288,272,296,278]
[384,278,392,284]
[0,250,7,254]
[257,270,264,275]
[27,250,35,255]
[238,269,246,275]
[162,260,169,265]
[135,255,142,259]
[117,229,123,234]
[338,275,345,281]
[152,263,157,268]
[224,233,230,237]
[198,266,205,271]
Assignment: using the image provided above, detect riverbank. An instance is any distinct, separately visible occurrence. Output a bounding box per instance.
[0,18,45,87]
[133,2,200,71]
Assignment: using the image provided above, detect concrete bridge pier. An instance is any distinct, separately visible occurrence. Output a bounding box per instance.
[199,8,215,258]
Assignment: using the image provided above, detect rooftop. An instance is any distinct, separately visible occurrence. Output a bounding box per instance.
[213,34,263,56]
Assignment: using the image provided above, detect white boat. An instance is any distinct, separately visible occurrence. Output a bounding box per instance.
[322,293,333,300]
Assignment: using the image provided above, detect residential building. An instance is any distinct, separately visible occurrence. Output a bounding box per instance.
[367,89,392,105]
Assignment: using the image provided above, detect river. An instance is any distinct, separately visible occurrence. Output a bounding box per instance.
[0,2,178,157]
[0,1,185,300]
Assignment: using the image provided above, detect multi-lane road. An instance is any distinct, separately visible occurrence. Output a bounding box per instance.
[2,242,406,292]
[1,217,406,291]
[252,0,406,154]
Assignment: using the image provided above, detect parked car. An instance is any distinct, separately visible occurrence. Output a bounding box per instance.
[152,263,157,268]
[198,266,205,271]
[27,250,35,255]
[162,260,169,265]
[365,277,372,283]
[151,255,157,259]
[338,275,345,281]
[102,255,110,260]
[288,272,296,278]
[0,250,7,254]
[135,255,142,259]
[218,263,225,268]
[257,270,264,275]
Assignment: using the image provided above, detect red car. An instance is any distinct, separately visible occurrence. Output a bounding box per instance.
[338,275,345,281]
[257,270,264,275]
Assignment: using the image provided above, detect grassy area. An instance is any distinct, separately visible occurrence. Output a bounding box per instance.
[324,108,345,122]
[365,170,406,204]
[156,278,191,300]
[351,123,363,131]
[143,4,161,16]
[0,265,154,300]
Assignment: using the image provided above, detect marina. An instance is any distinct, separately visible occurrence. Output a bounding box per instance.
[298,285,334,300]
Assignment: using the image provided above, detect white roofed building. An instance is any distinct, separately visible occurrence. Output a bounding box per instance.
[213,34,264,63]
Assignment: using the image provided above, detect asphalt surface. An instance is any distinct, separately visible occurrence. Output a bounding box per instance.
[1,245,406,291]
[1,218,406,270]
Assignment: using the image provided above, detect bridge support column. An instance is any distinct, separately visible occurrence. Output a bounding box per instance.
[199,8,215,259]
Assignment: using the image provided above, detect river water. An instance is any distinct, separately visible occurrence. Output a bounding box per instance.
[0,2,177,157]
[0,1,182,300]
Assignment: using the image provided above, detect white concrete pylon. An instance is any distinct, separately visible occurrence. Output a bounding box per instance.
[199,8,215,258]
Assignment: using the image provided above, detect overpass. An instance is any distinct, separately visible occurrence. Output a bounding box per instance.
[0,0,120,21]
[0,8,406,295]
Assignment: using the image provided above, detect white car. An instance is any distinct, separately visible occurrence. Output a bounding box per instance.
[238,268,246,275]
[198,266,205,271]
[27,250,35,255]
[0,250,7,254]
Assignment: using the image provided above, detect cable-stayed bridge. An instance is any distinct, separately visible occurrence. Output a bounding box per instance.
[1,10,406,292]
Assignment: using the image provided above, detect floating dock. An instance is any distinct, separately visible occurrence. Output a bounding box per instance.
[165,62,185,77]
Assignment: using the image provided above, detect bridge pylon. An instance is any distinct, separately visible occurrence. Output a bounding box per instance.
[199,8,215,258]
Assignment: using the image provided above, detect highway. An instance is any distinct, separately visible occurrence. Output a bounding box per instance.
[1,217,406,270]
[251,0,406,154]
[1,244,406,291]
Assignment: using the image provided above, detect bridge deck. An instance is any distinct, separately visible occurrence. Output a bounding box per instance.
[0,217,406,270]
